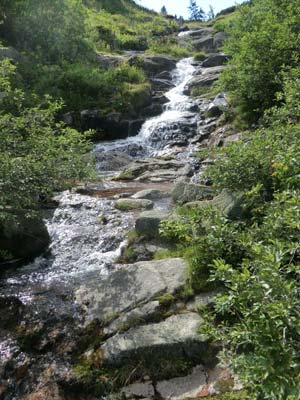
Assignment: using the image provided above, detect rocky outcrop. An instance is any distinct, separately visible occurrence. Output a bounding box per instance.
[128,55,176,77]
[172,182,214,205]
[95,53,126,69]
[80,110,146,141]
[114,158,190,182]
[202,54,230,68]
[193,36,215,52]
[0,213,50,266]
[101,313,208,365]
[75,258,187,324]
[135,210,171,237]
[185,66,226,95]
[206,93,228,117]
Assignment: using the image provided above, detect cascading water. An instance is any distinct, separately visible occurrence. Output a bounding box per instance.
[94,58,198,158]
[0,57,199,397]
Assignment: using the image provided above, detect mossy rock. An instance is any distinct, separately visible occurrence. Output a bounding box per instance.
[114,199,153,211]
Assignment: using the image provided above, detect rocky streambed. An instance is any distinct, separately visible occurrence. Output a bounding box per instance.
[0,32,241,400]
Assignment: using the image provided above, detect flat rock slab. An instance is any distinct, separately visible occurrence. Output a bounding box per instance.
[132,188,170,200]
[114,198,153,211]
[75,258,187,324]
[156,365,207,400]
[101,313,206,365]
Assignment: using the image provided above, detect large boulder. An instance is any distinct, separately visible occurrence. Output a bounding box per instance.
[128,55,176,77]
[94,150,131,171]
[213,32,230,49]
[0,213,50,265]
[75,258,187,324]
[213,189,245,220]
[172,182,214,205]
[101,313,209,365]
[80,110,138,140]
[193,36,215,52]
[95,53,125,69]
[202,54,230,68]
[189,28,213,39]
[206,93,228,118]
[184,66,225,95]
[0,47,21,63]
[135,210,171,237]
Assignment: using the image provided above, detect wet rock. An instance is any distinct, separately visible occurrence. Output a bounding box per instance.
[172,182,214,205]
[114,198,153,211]
[128,119,145,136]
[135,210,171,237]
[141,103,163,118]
[101,313,208,365]
[104,301,161,336]
[206,93,228,118]
[151,78,175,91]
[80,110,142,140]
[75,258,187,324]
[114,159,186,182]
[202,54,230,68]
[155,71,173,80]
[132,189,169,200]
[0,214,50,265]
[152,94,169,104]
[0,296,25,328]
[94,150,131,171]
[128,55,176,77]
[156,365,207,400]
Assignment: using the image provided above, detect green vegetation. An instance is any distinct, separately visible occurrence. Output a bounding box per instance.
[158,0,300,398]
[0,59,93,222]
[0,0,180,118]
[220,0,300,123]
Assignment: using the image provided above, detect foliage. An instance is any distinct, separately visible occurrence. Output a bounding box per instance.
[31,62,147,113]
[220,0,300,123]
[188,0,206,21]
[205,124,300,209]
[0,60,93,218]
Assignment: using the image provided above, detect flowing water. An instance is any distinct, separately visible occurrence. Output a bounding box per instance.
[0,57,200,397]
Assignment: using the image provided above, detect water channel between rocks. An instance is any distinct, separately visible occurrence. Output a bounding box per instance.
[0,57,203,395]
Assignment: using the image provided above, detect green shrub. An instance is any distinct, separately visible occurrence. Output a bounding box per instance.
[220,0,300,123]
[31,61,146,113]
[0,60,93,218]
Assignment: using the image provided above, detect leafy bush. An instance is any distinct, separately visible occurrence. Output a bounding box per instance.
[0,60,93,217]
[205,124,300,206]
[31,62,147,113]
[203,192,300,399]
[220,0,300,122]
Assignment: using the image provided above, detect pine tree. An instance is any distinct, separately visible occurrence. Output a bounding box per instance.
[208,5,215,20]
[160,5,167,16]
[188,0,205,21]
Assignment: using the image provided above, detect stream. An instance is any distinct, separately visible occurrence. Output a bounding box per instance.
[0,57,202,399]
